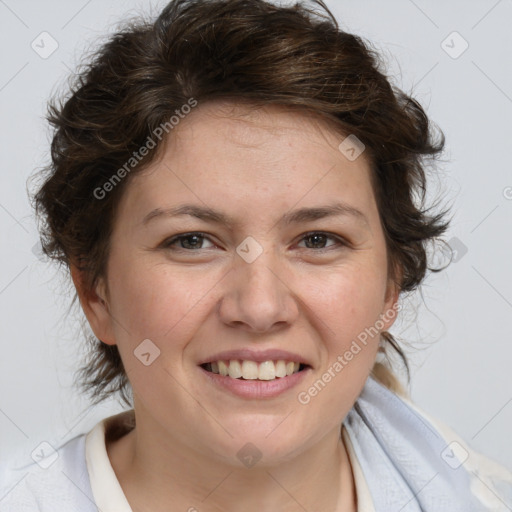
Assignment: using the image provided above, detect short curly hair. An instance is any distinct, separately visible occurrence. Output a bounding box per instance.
[33,0,449,406]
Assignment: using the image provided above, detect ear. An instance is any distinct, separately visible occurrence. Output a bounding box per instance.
[70,264,116,346]
[381,269,402,332]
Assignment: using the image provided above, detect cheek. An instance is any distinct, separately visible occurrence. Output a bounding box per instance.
[306,259,389,342]
[294,265,387,420]
[106,256,200,345]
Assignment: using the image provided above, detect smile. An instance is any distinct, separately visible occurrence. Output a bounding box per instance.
[201,360,308,381]
[198,359,311,399]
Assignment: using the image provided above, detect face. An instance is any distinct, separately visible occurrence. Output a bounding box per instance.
[80,101,399,466]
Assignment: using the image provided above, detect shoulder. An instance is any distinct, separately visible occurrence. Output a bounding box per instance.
[344,376,512,511]
[402,394,512,510]
[0,434,97,512]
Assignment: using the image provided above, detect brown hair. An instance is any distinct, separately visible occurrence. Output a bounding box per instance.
[33,0,449,406]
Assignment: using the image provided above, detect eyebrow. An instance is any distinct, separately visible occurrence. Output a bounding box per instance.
[142,202,369,229]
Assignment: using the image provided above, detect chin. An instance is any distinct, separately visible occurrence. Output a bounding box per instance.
[199,419,314,468]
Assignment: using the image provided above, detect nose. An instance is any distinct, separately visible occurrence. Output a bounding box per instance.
[218,247,299,334]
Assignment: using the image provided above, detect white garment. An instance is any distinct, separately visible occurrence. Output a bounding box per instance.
[0,409,374,511]
[84,411,376,511]
[1,376,511,511]
[85,411,133,511]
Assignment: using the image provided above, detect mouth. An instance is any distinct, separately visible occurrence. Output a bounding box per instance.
[200,360,310,381]
[196,349,312,399]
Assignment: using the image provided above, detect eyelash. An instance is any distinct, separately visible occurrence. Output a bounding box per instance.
[161,231,348,253]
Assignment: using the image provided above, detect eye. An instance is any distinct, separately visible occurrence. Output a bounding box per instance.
[296,231,346,251]
[161,232,216,251]
[160,231,347,253]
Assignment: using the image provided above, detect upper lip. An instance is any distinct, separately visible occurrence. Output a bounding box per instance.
[198,349,312,367]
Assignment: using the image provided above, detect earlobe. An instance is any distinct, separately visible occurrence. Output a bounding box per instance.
[69,264,116,346]
[385,262,402,307]
[382,276,401,331]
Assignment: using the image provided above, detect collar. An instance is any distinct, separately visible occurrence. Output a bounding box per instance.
[84,409,372,511]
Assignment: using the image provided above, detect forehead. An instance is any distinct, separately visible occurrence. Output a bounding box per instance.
[118,101,377,225]
[169,101,354,160]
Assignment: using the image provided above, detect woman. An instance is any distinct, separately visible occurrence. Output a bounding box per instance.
[1,0,511,510]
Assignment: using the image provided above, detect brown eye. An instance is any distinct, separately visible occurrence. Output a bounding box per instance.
[297,232,345,251]
[162,232,215,250]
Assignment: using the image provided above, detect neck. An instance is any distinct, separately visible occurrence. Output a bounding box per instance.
[107,411,356,512]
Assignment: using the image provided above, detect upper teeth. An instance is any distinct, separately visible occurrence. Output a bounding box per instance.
[209,360,301,380]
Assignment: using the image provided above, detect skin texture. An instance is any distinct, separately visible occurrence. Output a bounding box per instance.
[73,101,400,512]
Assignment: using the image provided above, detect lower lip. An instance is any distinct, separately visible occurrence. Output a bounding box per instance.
[198,366,311,399]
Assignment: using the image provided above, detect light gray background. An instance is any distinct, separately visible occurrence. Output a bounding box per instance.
[0,0,511,471]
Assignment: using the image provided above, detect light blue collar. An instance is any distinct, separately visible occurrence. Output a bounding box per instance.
[344,376,512,511]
